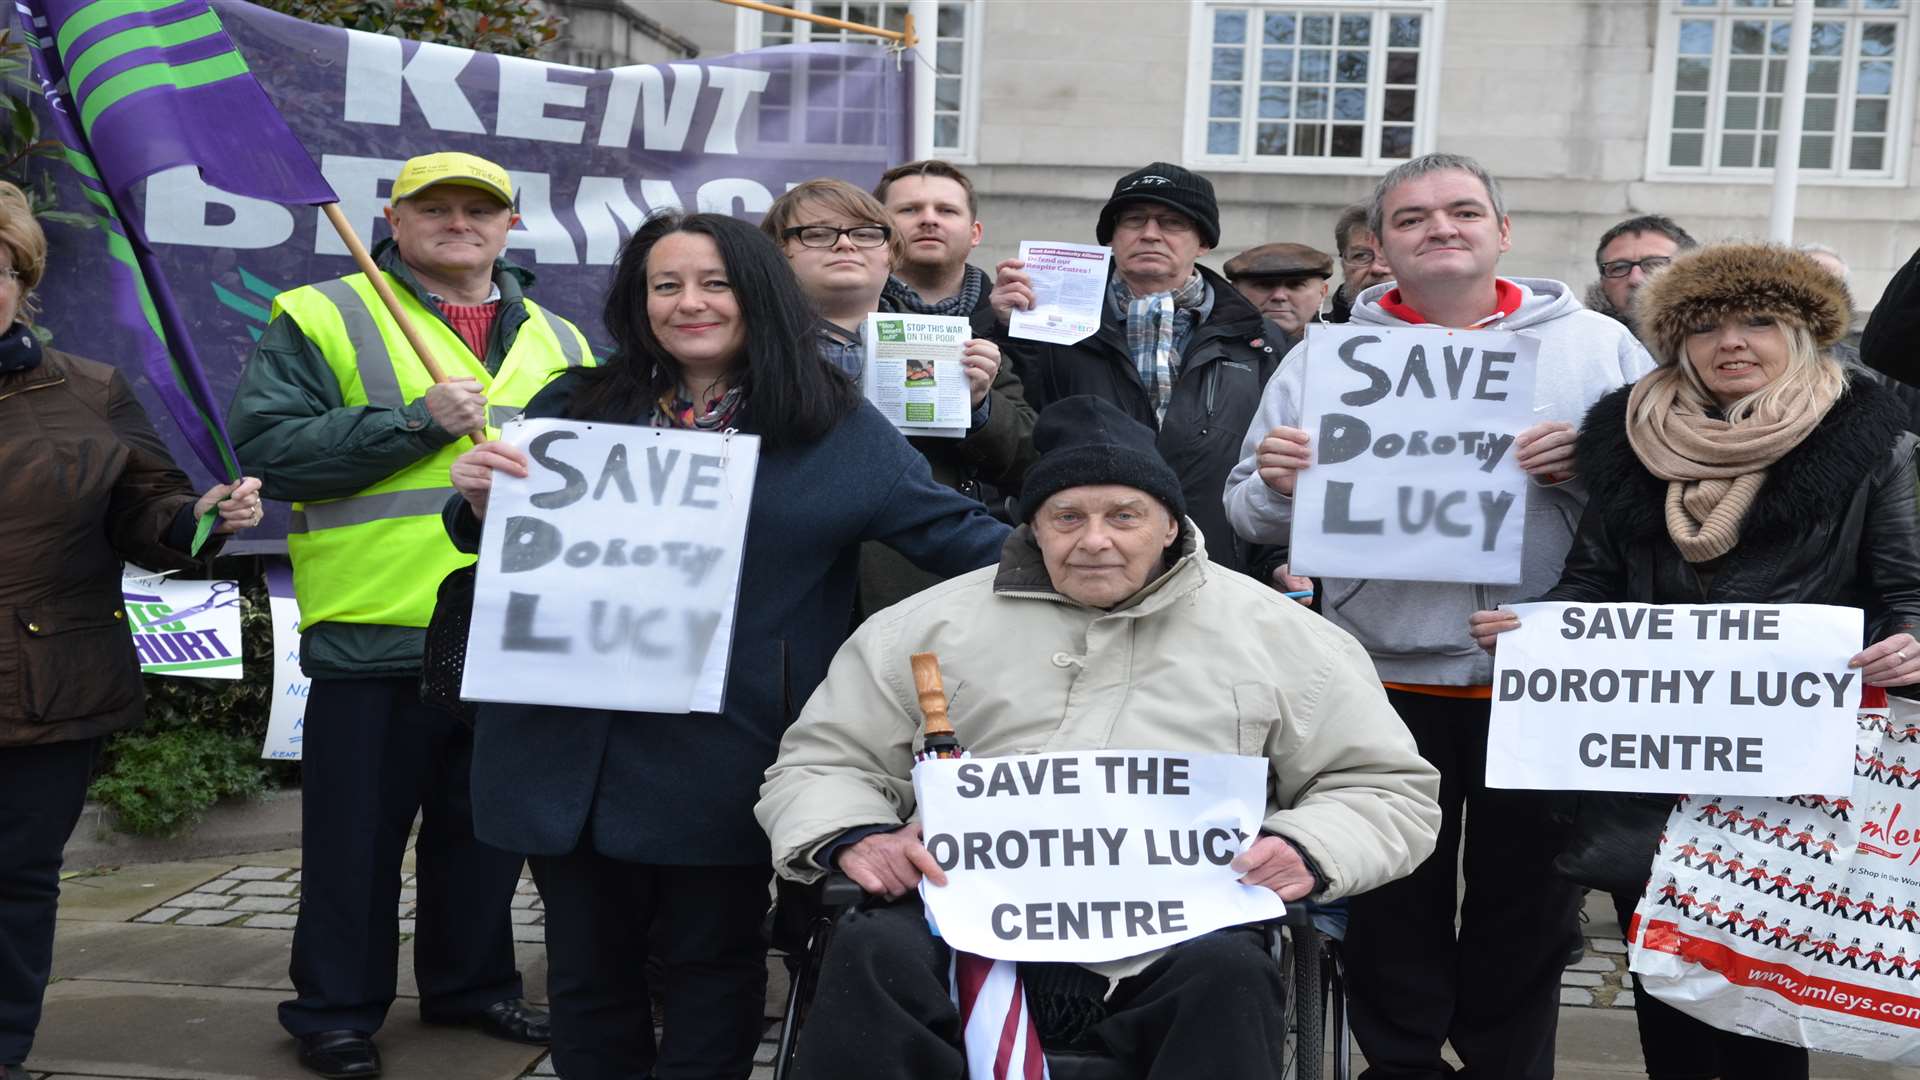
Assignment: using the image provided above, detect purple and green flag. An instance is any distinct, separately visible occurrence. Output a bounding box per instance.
[14,0,333,481]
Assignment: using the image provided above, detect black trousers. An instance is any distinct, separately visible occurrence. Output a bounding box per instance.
[280,676,523,1037]
[529,848,770,1080]
[789,896,1285,1080]
[1610,893,1808,1080]
[0,737,98,1066]
[1344,691,1582,1080]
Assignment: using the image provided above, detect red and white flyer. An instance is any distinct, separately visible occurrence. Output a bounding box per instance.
[1630,690,1920,1060]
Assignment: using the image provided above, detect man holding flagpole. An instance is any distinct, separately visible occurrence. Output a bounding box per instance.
[231,151,591,1080]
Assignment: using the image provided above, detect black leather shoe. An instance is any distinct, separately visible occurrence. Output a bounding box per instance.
[424,997,551,1045]
[295,1030,381,1079]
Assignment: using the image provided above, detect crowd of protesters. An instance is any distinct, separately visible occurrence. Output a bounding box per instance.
[8,142,1920,1080]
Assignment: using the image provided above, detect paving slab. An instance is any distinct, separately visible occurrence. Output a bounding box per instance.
[52,921,293,992]
[25,981,540,1080]
[55,862,233,923]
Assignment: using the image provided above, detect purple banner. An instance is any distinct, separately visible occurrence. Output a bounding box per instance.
[30,0,908,546]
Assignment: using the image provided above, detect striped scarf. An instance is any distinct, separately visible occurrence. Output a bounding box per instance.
[1110,271,1207,424]
[884,264,989,319]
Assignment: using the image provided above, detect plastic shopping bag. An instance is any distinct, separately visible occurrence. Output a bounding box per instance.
[1627,690,1920,1060]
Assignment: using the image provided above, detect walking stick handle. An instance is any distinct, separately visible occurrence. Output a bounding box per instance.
[911,652,954,738]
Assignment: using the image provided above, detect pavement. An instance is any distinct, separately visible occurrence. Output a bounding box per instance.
[19,854,1920,1079]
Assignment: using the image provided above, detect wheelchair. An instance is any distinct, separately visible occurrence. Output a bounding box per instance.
[767,875,1352,1080]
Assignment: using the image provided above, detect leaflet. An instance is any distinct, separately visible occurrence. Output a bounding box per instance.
[1009,241,1112,345]
[863,312,972,437]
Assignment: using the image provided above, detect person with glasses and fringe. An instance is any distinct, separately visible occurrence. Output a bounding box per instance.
[762,179,1036,614]
[1587,215,1698,339]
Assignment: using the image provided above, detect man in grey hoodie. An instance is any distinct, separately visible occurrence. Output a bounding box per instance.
[1223,153,1654,1080]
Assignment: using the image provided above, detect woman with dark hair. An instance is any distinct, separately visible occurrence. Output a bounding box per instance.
[1471,243,1920,1079]
[445,211,1008,1080]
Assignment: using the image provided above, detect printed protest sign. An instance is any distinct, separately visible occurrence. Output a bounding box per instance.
[1008,242,1111,345]
[862,313,970,437]
[1627,696,1920,1062]
[463,418,759,714]
[1487,602,1863,796]
[913,749,1287,964]
[1289,324,1539,584]
[120,565,243,680]
[260,562,308,760]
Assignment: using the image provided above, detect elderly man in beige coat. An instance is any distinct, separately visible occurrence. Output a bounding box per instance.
[757,395,1440,1080]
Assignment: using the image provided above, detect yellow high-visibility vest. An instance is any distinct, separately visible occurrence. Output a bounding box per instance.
[275,272,592,629]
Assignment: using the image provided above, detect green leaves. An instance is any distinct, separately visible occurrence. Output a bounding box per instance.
[91,574,286,836]
[258,0,562,58]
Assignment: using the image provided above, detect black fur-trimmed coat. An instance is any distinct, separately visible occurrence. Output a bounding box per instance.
[1541,374,1920,645]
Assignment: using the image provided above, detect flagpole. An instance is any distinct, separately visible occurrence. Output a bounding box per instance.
[320,203,453,386]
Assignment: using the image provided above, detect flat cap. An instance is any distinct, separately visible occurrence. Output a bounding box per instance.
[1223,242,1334,282]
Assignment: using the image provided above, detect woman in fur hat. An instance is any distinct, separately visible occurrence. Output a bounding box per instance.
[1470,243,1920,1078]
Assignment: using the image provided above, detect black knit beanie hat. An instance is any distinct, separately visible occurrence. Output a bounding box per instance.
[1019,396,1187,524]
[1095,163,1221,249]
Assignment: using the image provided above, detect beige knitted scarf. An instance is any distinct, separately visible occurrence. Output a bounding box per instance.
[1624,367,1839,562]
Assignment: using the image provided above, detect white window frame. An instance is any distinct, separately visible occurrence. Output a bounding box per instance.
[733,0,986,163]
[1182,0,1446,175]
[1645,0,1918,187]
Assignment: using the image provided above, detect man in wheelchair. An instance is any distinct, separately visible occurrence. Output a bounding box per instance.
[756,396,1442,1079]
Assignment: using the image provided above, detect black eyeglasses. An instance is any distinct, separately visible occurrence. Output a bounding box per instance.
[782,224,891,249]
[1599,256,1673,279]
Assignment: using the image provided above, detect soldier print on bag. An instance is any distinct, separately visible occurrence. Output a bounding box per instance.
[1629,695,1920,1060]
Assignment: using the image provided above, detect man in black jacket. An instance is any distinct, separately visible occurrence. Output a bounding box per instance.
[988,162,1282,574]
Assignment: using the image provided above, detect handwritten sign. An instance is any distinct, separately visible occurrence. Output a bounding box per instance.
[1289,324,1539,584]
[463,419,759,713]
[1488,603,1864,796]
[913,750,1286,963]
[121,566,243,680]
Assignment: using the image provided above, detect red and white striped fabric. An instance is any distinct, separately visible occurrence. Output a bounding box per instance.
[950,951,1051,1080]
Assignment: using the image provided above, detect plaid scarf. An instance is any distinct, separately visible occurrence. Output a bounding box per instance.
[882,264,989,318]
[1109,271,1207,423]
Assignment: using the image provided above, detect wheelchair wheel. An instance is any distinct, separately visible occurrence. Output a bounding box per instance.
[1283,924,1326,1080]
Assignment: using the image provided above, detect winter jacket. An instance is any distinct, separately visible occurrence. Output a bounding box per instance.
[1223,278,1656,685]
[0,349,223,748]
[229,240,558,678]
[1330,283,1358,325]
[858,283,1039,615]
[757,523,1440,977]
[1541,374,1920,649]
[997,265,1284,575]
[447,369,1010,866]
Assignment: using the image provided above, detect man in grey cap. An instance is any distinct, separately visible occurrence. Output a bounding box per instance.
[1223,242,1333,351]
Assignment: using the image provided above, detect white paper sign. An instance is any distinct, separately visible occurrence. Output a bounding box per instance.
[1487,602,1864,796]
[1289,324,1540,584]
[462,418,759,714]
[862,312,971,437]
[120,565,243,680]
[913,749,1287,963]
[1009,241,1112,345]
[260,565,307,760]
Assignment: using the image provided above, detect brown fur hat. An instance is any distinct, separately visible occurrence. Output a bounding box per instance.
[1633,242,1852,364]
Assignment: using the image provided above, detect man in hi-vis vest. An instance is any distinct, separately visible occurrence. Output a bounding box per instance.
[231,152,589,1080]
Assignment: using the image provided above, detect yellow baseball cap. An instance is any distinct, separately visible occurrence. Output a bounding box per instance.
[389,151,514,206]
